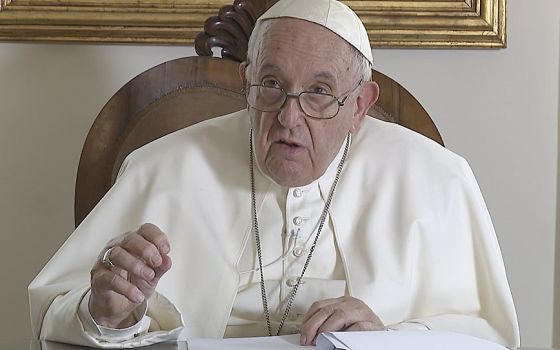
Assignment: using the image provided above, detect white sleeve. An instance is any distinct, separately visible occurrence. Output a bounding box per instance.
[78,290,151,342]
[36,285,184,348]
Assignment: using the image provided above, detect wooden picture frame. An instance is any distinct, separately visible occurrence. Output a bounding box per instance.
[0,0,506,48]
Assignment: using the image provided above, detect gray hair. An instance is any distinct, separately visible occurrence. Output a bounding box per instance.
[352,46,373,82]
[246,20,373,82]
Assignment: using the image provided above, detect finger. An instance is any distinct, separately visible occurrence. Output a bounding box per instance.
[300,303,336,345]
[346,321,384,331]
[106,246,156,281]
[316,309,351,334]
[137,223,170,255]
[133,254,172,291]
[306,310,355,346]
[121,231,164,268]
[154,254,172,278]
[91,268,145,304]
[302,297,341,324]
[128,254,172,296]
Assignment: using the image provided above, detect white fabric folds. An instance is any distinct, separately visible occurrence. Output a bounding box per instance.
[29,111,519,348]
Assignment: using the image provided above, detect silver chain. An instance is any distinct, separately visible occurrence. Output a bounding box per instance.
[249,129,350,336]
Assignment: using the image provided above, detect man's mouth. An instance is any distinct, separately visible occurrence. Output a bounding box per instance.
[278,139,301,147]
[273,139,305,155]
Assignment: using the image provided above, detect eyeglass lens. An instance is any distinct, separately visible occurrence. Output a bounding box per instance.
[247,86,339,119]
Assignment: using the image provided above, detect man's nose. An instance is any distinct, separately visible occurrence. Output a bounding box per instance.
[277,94,304,128]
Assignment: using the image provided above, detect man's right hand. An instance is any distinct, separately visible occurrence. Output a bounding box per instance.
[89,223,172,329]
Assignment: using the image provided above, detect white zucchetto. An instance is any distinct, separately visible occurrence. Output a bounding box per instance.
[255,0,373,65]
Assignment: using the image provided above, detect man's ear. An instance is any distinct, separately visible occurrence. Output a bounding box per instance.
[350,80,380,134]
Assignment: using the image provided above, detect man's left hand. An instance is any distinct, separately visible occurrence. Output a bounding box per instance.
[299,296,385,346]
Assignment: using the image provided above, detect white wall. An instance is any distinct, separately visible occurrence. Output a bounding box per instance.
[0,0,558,347]
[0,44,196,343]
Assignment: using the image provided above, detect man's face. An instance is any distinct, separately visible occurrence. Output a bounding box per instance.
[241,18,378,187]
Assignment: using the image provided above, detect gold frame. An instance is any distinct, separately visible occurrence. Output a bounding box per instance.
[0,0,506,48]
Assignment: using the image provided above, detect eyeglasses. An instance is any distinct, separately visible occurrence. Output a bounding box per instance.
[245,80,363,119]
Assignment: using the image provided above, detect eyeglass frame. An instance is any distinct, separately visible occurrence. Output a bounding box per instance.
[244,79,364,120]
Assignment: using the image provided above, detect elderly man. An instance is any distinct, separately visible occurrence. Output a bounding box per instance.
[29,0,519,348]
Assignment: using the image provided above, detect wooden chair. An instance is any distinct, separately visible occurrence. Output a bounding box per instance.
[74,0,443,227]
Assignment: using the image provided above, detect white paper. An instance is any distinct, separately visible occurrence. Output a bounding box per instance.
[187,334,311,350]
[316,330,508,350]
[187,331,507,350]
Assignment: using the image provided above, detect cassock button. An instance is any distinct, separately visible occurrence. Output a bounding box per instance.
[293,188,303,198]
[286,278,305,287]
[293,246,304,257]
[286,278,298,287]
[293,216,304,226]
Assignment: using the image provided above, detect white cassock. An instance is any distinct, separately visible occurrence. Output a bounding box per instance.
[28,110,520,348]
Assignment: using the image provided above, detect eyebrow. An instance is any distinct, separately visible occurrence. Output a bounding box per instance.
[258,63,338,84]
[313,71,338,84]
[259,63,282,73]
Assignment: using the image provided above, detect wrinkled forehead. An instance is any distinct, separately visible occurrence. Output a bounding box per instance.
[258,17,352,53]
[251,18,355,83]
